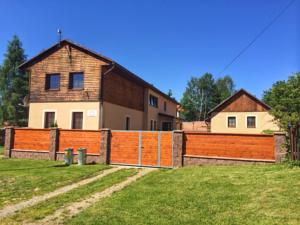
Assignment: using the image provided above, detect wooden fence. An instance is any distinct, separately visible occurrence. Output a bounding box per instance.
[110,131,173,167]
[14,128,50,152]
[184,132,275,161]
[4,127,286,166]
[58,130,101,155]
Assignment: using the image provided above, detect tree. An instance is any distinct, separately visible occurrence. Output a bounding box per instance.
[180,73,234,121]
[0,35,28,126]
[215,75,235,103]
[262,72,300,160]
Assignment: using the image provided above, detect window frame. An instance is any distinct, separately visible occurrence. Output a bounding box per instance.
[45,73,60,90]
[42,110,57,128]
[69,72,84,90]
[246,115,257,128]
[227,116,237,128]
[149,94,158,108]
[70,110,84,129]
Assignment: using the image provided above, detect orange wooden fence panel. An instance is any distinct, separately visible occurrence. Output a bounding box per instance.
[160,132,173,167]
[14,129,50,151]
[58,130,101,154]
[184,132,275,160]
[141,132,158,166]
[110,131,139,165]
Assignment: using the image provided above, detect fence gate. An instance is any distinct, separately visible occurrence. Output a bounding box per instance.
[110,131,174,168]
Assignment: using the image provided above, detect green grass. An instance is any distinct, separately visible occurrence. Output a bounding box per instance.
[67,165,300,225]
[0,158,109,209]
[0,145,4,155]
[2,168,138,224]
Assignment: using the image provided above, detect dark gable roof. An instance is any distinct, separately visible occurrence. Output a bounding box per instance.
[208,88,271,116]
[19,39,179,105]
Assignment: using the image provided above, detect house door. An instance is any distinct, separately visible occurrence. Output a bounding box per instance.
[162,122,172,131]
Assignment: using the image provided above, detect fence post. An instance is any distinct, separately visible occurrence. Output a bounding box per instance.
[49,128,59,160]
[173,130,184,167]
[4,127,14,158]
[274,132,287,163]
[100,128,111,164]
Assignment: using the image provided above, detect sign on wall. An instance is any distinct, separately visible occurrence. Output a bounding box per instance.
[87,110,97,117]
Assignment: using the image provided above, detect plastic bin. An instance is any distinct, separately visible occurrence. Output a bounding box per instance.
[64,148,74,165]
[77,148,87,165]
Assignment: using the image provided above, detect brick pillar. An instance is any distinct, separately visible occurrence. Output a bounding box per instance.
[100,129,111,164]
[274,132,287,163]
[173,130,184,167]
[49,128,59,160]
[4,127,14,158]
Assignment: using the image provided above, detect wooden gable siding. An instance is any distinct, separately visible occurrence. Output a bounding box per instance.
[103,69,144,112]
[217,92,268,113]
[29,43,108,102]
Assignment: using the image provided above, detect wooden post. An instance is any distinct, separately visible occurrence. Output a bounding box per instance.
[49,128,59,160]
[100,129,111,164]
[4,127,14,158]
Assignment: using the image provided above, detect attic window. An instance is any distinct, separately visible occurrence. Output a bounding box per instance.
[45,74,60,90]
[69,72,84,89]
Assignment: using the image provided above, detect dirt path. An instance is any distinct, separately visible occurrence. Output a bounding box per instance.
[0,167,123,219]
[29,168,156,225]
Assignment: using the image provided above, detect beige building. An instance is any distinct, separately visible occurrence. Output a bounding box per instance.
[206,89,280,134]
[20,40,179,131]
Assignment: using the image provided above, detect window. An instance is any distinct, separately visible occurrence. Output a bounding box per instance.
[44,112,55,128]
[162,122,172,131]
[150,120,154,130]
[247,116,256,128]
[69,72,84,89]
[45,74,60,90]
[227,116,236,128]
[154,121,157,130]
[164,101,167,112]
[72,112,83,129]
[149,95,158,108]
[125,116,130,130]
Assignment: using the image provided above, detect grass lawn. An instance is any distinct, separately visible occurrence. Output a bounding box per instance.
[0,145,4,155]
[2,168,138,224]
[67,165,300,225]
[0,158,109,209]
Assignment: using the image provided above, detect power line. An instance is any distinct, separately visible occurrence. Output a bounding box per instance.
[218,0,297,75]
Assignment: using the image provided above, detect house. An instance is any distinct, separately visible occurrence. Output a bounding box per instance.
[206,89,280,134]
[19,40,179,131]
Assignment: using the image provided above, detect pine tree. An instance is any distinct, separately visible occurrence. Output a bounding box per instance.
[0,35,28,126]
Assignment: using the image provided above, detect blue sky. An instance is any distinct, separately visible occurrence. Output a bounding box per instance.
[0,0,299,101]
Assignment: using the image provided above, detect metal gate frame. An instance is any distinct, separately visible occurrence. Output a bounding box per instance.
[110,130,174,168]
